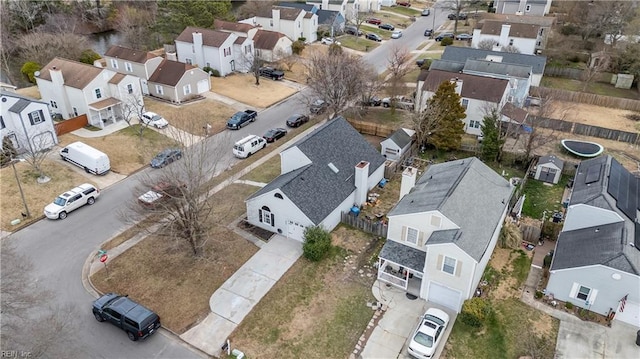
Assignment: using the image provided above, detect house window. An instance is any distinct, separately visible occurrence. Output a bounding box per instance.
[442,256,456,275]
[469,120,481,129]
[0,116,5,129]
[270,20,273,27]
[50,100,58,109]
[274,193,283,199]
[125,62,133,72]
[110,59,118,69]
[461,99,469,109]
[577,286,590,301]
[525,4,531,12]
[298,21,301,28]
[259,206,274,226]
[405,227,418,245]
[156,85,164,95]
[28,110,44,125]
[245,45,252,54]
[73,107,78,116]
[224,47,231,57]
[95,88,102,99]
[127,84,133,94]
[509,39,514,46]
[183,84,192,95]
[191,45,195,53]
[186,58,193,65]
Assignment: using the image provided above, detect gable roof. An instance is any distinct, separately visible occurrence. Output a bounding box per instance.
[175,26,233,48]
[501,102,529,124]
[422,70,509,103]
[104,45,158,63]
[1,90,47,107]
[388,157,513,261]
[256,6,303,20]
[480,13,555,27]
[441,46,546,75]
[539,155,564,168]
[316,9,342,24]
[148,59,196,86]
[213,19,255,33]
[429,59,465,73]
[8,99,31,113]
[463,59,532,78]
[108,73,126,84]
[479,21,541,39]
[279,2,316,12]
[385,128,413,148]
[37,57,103,89]
[248,117,386,224]
[253,29,286,50]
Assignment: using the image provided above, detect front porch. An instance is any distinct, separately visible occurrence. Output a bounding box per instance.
[89,97,123,129]
[377,240,426,297]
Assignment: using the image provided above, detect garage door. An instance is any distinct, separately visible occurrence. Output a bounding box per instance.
[428,282,462,312]
[197,79,209,94]
[286,221,306,242]
[615,301,640,327]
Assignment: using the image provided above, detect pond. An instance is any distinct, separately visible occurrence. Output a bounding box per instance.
[87,30,124,55]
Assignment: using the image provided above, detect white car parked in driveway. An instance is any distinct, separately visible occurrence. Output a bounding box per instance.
[44,183,100,219]
[407,308,450,358]
[140,111,169,129]
[321,37,341,45]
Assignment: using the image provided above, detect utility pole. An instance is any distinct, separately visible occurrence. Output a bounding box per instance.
[11,158,30,218]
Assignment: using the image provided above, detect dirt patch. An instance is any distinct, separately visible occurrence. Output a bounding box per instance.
[15,86,41,99]
[210,73,298,109]
[540,101,640,132]
[486,248,533,300]
[143,97,237,136]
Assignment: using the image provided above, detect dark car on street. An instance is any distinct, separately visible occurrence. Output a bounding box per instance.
[286,114,310,127]
[345,26,364,36]
[263,128,288,142]
[366,18,382,25]
[259,67,284,80]
[435,33,455,41]
[309,100,328,115]
[448,13,467,20]
[150,148,182,168]
[424,28,433,37]
[378,23,395,31]
[366,33,383,42]
[416,59,429,67]
[93,293,161,341]
[361,96,382,107]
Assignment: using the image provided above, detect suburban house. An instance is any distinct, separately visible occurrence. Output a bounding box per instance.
[245,117,386,242]
[253,29,294,62]
[493,0,552,16]
[415,70,509,136]
[380,128,415,161]
[147,59,210,104]
[533,155,564,184]
[103,45,163,95]
[471,20,546,55]
[35,57,143,128]
[0,90,58,153]
[279,2,345,35]
[545,156,640,327]
[441,46,547,86]
[241,6,318,44]
[306,0,360,21]
[175,27,253,77]
[377,157,514,312]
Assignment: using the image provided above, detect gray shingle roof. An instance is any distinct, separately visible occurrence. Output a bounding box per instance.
[463,59,532,78]
[316,9,342,25]
[279,2,316,12]
[386,128,413,149]
[539,155,564,169]
[8,98,31,113]
[569,156,613,211]
[248,117,386,224]
[422,70,509,103]
[441,46,546,75]
[429,60,465,73]
[551,222,639,275]
[0,90,47,106]
[388,157,513,261]
[379,239,426,272]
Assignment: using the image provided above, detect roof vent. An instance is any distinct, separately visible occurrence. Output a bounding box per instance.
[328,162,339,174]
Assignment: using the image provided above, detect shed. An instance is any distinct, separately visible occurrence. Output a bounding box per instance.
[380,128,415,161]
[535,155,564,184]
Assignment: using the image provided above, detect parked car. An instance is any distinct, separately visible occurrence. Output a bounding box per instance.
[233,135,266,158]
[259,67,284,80]
[361,96,382,107]
[321,37,341,45]
[378,23,395,31]
[366,18,382,25]
[382,95,415,110]
[226,110,258,130]
[140,111,169,129]
[421,9,431,16]
[416,59,429,67]
[93,293,161,341]
[435,33,455,41]
[137,181,186,208]
[44,183,100,220]
[366,33,383,42]
[310,99,328,114]
[448,13,467,20]
[59,141,110,175]
[455,33,473,40]
[263,128,288,142]
[286,114,310,127]
[345,26,363,36]
[391,30,403,39]
[150,148,182,168]
[396,1,411,7]
[407,308,450,358]
[424,29,433,37]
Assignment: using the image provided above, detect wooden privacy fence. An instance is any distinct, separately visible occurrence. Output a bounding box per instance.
[530,115,640,145]
[384,143,418,179]
[530,87,640,112]
[347,119,395,138]
[54,115,88,135]
[341,212,388,238]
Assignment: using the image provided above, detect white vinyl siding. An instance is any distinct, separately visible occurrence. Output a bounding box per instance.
[155,85,163,95]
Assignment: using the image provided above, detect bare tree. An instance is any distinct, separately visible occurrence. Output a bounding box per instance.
[477,39,496,50]
[385,46,413,114]
[236,0,278,20]
[278,52,298,72]
[515,96,565,159]
[304,49,369,118]
[113,3,157,50]
[567,1,636,45]
[444,0,469,34]
[18,31,89,66]
[120,92,152,138]
[359,66,385,112]
[247,50,264,86]
[15,124,58,183]
[122,120,235,258]
[501,45,521,53]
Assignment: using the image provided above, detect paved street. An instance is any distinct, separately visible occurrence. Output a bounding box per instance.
[3,9,449,358]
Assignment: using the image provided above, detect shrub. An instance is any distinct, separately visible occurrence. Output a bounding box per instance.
[21,61,41,83]
[292,40,305,55]
[79,49,101,64]
[565,301,574,310]
[302,225,332,262]
[441,37,453,46]
[328,43,343,56]
[535,291,543,299]
[459,297,492,327]
[1,137,18,167]
[207,68,220,77]
[560,24,577,36]
[420,59,432,70]
[298,37,306,42]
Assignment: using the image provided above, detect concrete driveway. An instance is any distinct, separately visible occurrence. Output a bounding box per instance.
[555,317,640,358]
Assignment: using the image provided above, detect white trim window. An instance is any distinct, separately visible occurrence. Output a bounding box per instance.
[461,98,469,109]
[28,110,45,125]
[50,100,58,109]
[127,84,134,94]
[95,88,102,99]
[183,84,192,95]
[258,206,274,226]
[442,256,456,275]
[469,120,481,129]
[125,62,133,72]
[155,85,164,95]
[406,227,418,245]
[569,283,598,304]
[110,58,118,69]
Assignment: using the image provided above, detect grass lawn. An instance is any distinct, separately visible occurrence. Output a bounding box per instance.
[240,155,281,183]
[91,182,261,334]
[224,226,380,359]
[370,11,413,29]
[143,97,237,137]
[343,107,414,128]
[360,25,393,40]
[337,35,381,52]
[381,5,421,17]
[211,73,298,109]
[521,175,568,219]
[402,67,423,82]
[540,77,639,100]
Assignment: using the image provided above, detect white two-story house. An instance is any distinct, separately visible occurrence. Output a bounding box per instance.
[103,45,163,95]
[242,6,318,43]
[35,57,142,129]
[175,27,251,76]
[472,21,545,55]
[0,90,58,153]
[214,19,291,63]
[493,0,552,16]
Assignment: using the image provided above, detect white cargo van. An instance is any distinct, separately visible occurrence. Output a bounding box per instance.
[60,142,111,175]
[232,135,266,158]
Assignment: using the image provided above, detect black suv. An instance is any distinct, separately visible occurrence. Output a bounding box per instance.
[447,13,467,20]
[93,293,161,341]
[259,67,284,80]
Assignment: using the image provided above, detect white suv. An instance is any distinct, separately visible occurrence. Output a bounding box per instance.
[140,111,169,129]
[44,183,100,219]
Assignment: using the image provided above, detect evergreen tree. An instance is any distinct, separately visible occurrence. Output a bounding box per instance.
[154,0,234,42]
[480,108,504,162]
[426,81,466,151]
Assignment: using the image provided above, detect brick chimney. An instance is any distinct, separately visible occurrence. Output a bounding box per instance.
[354,161,369,206]
[399,167,417,200]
